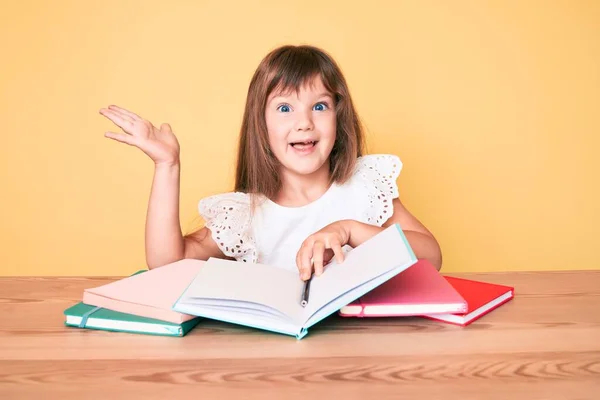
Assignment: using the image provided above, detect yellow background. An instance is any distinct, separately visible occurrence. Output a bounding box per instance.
[1,1,598,276]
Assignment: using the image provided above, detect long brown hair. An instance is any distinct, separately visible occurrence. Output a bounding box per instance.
[234,45,365,200]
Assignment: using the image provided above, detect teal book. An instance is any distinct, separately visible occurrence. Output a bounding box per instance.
[64,302,200,337]
[173,224,417,339]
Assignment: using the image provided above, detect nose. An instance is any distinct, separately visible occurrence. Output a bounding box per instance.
[294,109,314,131]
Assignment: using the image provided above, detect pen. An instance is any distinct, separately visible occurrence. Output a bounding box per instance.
[301,274,312,307]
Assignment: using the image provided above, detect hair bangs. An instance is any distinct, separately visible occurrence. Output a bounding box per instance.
[266,48,337,101]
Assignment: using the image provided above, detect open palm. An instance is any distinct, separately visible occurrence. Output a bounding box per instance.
[100,105,180,166]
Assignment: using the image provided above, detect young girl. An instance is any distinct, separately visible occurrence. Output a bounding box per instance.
[100,45,442,281]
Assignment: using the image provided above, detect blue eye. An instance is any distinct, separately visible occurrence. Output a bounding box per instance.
[277,104,291,113]
[313,102,328,111]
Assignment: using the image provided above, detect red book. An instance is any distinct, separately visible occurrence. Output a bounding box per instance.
[338,259,468,317]
[421,276,514,326]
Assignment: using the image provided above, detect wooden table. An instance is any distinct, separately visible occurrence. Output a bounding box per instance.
[1,271,599,399]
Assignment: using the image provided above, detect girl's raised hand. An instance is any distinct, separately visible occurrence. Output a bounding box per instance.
[100,105,180,166]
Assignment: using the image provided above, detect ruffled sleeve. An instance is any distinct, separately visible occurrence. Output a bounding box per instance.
[197,192,258,263]
[353,154,403,226]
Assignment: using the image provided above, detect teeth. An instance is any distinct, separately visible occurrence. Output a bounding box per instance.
[291,141,316,146]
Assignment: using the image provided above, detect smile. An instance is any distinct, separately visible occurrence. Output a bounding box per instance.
[289,140,318,155]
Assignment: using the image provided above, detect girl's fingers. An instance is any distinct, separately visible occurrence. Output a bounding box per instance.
[298,244,313,281]
[296,234,345,280]
[160,123,173,133]
[100,107,134,123]
[107,105,141,121]
[104,131,135,145]
[312,241,325,276]
[295,247,305,278]
[323,236,344,264]
[302,250,313,280]
[331,241,345,264]
[100,109,133,132]
[323,249,334,264]
[106,107,134,123]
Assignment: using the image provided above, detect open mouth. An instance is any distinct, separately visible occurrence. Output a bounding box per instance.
[289,140,318,150]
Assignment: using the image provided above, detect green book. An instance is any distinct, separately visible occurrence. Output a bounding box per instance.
[63,270,200,337]
[64,302,200,337]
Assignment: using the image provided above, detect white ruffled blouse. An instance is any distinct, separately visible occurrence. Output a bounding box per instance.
[198,154,402,272]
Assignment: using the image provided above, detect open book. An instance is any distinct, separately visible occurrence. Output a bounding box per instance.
[172,224,417,339]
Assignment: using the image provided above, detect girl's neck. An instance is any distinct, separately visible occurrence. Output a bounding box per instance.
[274,160,331,207]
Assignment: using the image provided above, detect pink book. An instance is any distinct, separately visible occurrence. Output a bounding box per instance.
[338,259,467,317]
[82,259,204,324]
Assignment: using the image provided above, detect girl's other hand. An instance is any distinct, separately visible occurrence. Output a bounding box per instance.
[296,221,350,281]
[100,105,180,166]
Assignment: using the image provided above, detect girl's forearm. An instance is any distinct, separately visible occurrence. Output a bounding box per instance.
[343,220,442,270]
[145,163,185,269]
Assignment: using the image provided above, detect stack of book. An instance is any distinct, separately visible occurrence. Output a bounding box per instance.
[64,263,202,337]
[338,259,514,326]
[64,224,514,338]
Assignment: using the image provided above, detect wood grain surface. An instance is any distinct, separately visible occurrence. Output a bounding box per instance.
[1,270,599,399]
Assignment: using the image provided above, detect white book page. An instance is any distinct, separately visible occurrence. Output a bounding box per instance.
[174,302,301,337]
[177,258,306,324]
[303,225,415,320]
[185,298,288,319]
